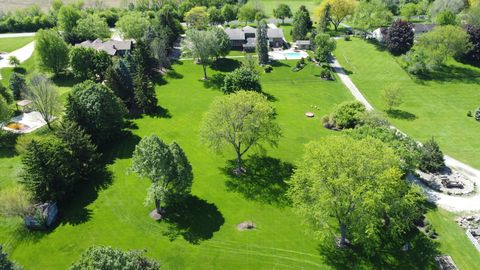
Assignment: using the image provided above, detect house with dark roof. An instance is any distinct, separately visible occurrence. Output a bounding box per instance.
[75,39,133,56]
[223,26,285,51]
[412,23,437,36]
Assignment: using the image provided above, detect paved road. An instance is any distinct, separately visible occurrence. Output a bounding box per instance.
[330,57,480,212]
[0,32,36,38]
[0,41,35,79]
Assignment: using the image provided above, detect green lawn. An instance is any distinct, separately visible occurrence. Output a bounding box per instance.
[0,36,34,53]
[259,0,320,16]
[335,38,480,168]
[0,59,354,269]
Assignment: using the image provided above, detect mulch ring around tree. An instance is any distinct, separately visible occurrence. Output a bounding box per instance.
[236,221,256,231]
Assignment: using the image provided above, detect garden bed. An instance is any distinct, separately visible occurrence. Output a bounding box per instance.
[414,167,475,196]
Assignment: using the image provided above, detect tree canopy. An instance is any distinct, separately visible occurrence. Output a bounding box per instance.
[292,5,312,40]
[200,91,281,174]
[36,29,69,75]
[116,12,151,41]
[222,66,262,94]
[273,4,293,25]
[288,136,425,248]
[353,0,393,30]
[315,0,356,31]
[26,73,61,130]
[185,6,209,29]
[182,29,219,79]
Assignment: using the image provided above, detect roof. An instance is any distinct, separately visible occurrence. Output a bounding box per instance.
[294,40,311,45]
[75,39,133,56]
[242,26,256,34]
[412,23,436,33]
[224,28,245,40]
[267,28,284,39]
[243,37,257,48]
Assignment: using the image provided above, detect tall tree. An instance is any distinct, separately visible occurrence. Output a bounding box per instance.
[212,27,231,59]
[69,46,98,81]
[200,91,281,174]
[208,6,224,25]
[185,6,209,30]
[273,4,293,25]
[36,29,70,75]
[73,14,111,41]
[315,0,356,31]
[182,29,219,80]
[130,136,193,214]
[352,0,393,30]
[0,81,13,104]
[288,136,425,248]
[116,12,150,41]
[314,33,336,62]
[238,4,257,25]
[155,3,183,47]
[70,246,159,270]
[292,5,312,40]
[133,72,157,114]
[105,58,136,110]
[65,81,127,146]
[9,72,27,100]
[26,73,61,130]
[385,20,415,55]
[57,5,81,42]
[256,20,269,65]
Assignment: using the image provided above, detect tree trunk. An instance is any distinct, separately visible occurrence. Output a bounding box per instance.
[338,223,348,248]
[46,120,53,130]
[233,151,245,175]
[155,196,162,214]
[202,63,208,80]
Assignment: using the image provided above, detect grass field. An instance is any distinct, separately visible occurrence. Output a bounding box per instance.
[0,58,354,269]
[0,36,34,53]
[335,38,480,168]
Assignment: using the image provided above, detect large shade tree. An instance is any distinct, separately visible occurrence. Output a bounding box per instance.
[116,12,151,41]
[36,29,70,75]
[288,136,425,248]
[315,0,356,31]
[273,4,293,25]
[200,91,281,174]
[182,29,219,80]
[130,135,193,214]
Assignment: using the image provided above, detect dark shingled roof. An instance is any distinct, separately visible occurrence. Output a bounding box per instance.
[225,28,245,40]
[412,23,437,34]
[76,39,133,56]
[267,28,284,39]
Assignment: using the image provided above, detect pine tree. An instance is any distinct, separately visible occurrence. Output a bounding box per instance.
[256,20,269,65]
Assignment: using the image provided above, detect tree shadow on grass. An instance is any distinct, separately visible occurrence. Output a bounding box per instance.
[211,58,241,72]
[51,74,78,88]
[165,69,184,80]
[221,155,294,207]
[415,65,480,85]
[60,167,113,226]
[203,73,225,90]
[10,225,48,244]
[270,61,290,68]
[387,109,417,121]
[102,130,142,162]
[162,195,224,244]
[318,228,439,270]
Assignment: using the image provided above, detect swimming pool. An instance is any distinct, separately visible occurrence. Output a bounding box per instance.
[269,50,309,60]
[285,52,303,58]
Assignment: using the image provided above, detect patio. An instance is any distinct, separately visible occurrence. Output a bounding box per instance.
[2,111,47,134]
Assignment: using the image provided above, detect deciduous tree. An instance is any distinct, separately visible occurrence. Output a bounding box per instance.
[212,27,231,59]
[353,0,393,30]
[314,33,336,62]
[116,12,150,40]
[182,29,219,80]
[288,136,425,248]
[185,6,209,30]
[36,29,70,75]
[273,4,292,25]
[315,0,356,31]
[26,73,61,130]
[200,91,281,174]
[8,56,20,68]
[222,66,262,94]
[73,14,111,41]
[381,84,403,111]
[57,5,81,42]
[385,20,415,55]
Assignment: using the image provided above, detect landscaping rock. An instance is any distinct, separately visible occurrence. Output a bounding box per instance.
[149,210,162,221]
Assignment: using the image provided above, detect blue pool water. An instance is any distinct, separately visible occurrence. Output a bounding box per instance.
[285,52,302,58]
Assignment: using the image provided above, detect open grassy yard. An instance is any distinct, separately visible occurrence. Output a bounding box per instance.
[335,38,480,168]
[0,59,354,269]
[0,36,34,53]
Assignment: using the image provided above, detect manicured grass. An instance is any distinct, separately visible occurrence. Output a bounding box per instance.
[259,0,320,16]
[427,209,480,270]
[0,59,354,269]
[0,36,34,53]
[335,38,480,168]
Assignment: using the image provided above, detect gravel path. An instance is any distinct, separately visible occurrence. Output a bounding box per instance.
[330,57,480,212]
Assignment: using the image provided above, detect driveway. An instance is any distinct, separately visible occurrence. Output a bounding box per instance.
[0,41,35,79]
[330,57,480,212]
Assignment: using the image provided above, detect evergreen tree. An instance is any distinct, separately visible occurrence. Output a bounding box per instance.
[105,58,136,110]
[256,20,269,65]
[419,137,445,173]
[9,72,27,100]
[133,72,157,114]
[292,6,312,40]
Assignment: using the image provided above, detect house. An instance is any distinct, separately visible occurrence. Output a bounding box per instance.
[223,26,285,51]
[412,23,436,36]
[294,40,311,50]
[75,39,133,56]
[225,28,245,49]
[371,28,387,43]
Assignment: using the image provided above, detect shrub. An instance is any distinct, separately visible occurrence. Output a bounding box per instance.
[319,66,332,80]
[292,58,306,72]
[264,65,273,73]
[419,137,445,173]
[222,66,262,94]
[322,101,366,129]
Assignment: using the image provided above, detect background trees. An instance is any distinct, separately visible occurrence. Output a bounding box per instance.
[185,6,209,30]
[212,27,231,58]
[116,12,150,41]
[57,5,81,42]
[73,14,110,41]
[352,0,393,30]
[385,20,415,55]
[65,81,127,146]
[182,29,219,80]
[130,136,193,214]
[70,246,159,270]
[315,0,356,31]
[288,136,425,248]
[200,91,281,174]
[292,6,312,40]
[26,73,61,130]
[69,46,111,81]
[256,20,269,65]
[273,4,292,25]
[36,29,69,75]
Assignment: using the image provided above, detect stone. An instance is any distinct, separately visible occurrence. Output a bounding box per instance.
[149,209,162,220]
[237,221,256,231]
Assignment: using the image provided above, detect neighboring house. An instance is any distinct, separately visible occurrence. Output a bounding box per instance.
[223,26,285,51]
[371,27,387,43]
[75,38,133,56]
[294,40,311,50]
[412,23,436,36]
[225,28,245,50]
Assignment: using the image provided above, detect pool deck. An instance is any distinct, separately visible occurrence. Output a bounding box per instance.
[2,111,48,134]
[269,49,309,60]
